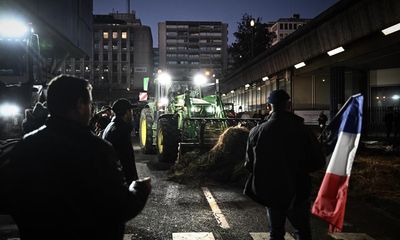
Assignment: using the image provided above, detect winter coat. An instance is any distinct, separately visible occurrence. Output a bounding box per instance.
[244,111,325,209]
[103,117,138,183]
[0,116,149,240]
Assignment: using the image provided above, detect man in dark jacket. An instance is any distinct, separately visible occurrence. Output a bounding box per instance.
[103,98,138,183]
[0,75,151,240]
[244,89,325,240]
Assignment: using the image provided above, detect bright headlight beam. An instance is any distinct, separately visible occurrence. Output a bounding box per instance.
[382,23,400,36]
[294,62,306,69]
[0,19,29,38]
[0,103,21,118]
[194,74,207,86]
[327,46,345,56]
[158,97,169,107]
[158,72,172,85]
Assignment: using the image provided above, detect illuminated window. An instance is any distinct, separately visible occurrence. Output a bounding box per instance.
[112,32,118,39]
[103,32,109,39]
[122,32,127,39]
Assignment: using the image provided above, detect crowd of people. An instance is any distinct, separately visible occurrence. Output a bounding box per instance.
[0,75,150,240]
[0,74,364,240]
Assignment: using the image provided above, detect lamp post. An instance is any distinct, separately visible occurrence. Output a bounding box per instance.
[250,19,255,58]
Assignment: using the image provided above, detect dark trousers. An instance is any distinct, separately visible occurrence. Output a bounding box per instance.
[266,200,312,240]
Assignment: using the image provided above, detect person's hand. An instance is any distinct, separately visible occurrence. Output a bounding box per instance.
[129,177,151,194]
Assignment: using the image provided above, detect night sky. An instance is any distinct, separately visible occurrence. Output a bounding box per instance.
[93,0,337,47]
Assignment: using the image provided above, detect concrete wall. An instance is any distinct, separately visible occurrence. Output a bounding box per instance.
[222,0,400,93]
[133,26,153,90]
[158,22,166,68]
[370,68,400,87]
[293,75,313,109]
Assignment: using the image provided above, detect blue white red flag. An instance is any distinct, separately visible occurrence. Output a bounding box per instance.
[312,94,363,232]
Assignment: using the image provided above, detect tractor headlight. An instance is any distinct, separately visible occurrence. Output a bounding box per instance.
[158,97,169,107]
[157,72,172,86]
[0,18,29,39]
[0,103,21,118]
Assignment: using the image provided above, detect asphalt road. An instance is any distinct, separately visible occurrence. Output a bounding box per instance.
[2,141,400,240]
[129,144,333,240]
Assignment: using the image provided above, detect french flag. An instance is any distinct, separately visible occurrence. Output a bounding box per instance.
[312,94,363,232]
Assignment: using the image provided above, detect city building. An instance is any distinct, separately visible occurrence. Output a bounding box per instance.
[221,0,400,136]
[268,14,310,45]
[153,47,160,73]
[61,11,153,104]
[158,21,228,83]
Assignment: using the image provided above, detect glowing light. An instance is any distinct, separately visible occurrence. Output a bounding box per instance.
[194,74,207,86]
[158,72,172,85]
[230,90,235,94]
[382,22,400,35]
[294,62,306,69]
[0,19,29,38]
[262,76,269,81]
[392,95,400,100]
[158,97,169,107]
[0,103,21,118]
[245,84,250,88]
[327,47,345,56]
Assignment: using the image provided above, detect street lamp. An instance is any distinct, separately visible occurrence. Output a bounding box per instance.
[193,73,208,98]
[250,19,255,58]
[250,19,255,27]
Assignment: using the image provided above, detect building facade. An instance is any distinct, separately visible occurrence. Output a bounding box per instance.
[268,14,310,46]
[61,12,153,104]
[221,0,400,135]
[158,21,228,82]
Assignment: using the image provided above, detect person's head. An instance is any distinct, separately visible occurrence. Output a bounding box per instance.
[112,98,134,122]
[47,75,92,125]
[268,89,291,113]
[100,105,112,117]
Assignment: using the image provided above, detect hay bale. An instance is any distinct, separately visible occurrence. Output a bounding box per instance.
[169,126,250,183]
[208,126,249,181]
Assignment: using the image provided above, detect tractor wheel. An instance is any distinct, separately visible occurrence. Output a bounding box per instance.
[139,108,154,153]
[156,117,179,163]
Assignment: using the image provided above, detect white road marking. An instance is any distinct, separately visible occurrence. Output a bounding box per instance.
[201,187,230,229]
[329,233,375,240]
[123,234,133,240]
[250,232,295,240]
[165,185,179,205]
[172,232,215,240]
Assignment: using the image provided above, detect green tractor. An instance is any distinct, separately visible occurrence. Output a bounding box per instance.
[139,72,256,163]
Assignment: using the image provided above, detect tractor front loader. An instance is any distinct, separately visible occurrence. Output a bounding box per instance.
[139,73,260,163]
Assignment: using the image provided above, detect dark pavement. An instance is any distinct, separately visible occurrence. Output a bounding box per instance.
[1,140,400,240]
